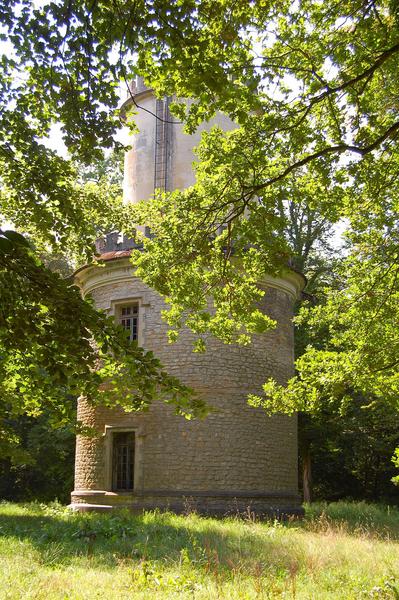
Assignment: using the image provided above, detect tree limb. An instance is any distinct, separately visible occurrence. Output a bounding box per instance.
[250,120,399,193]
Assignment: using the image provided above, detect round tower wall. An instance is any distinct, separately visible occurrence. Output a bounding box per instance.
[71,259,303,515]
[72,83,304,516]
[123,91,235,205]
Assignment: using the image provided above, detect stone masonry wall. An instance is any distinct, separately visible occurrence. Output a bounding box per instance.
[72,259,301,513]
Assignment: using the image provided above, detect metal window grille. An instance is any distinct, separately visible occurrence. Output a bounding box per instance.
[119,304,139,341]
[112,432,135,491]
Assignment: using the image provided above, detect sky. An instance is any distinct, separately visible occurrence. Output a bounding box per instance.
[0,20,347,250]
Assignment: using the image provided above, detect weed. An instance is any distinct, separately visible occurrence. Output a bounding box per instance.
[0,501,398,599]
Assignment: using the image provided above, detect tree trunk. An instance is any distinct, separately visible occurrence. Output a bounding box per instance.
[302,448,312,503]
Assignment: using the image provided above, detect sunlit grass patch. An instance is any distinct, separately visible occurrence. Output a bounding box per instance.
[0,501,398,598]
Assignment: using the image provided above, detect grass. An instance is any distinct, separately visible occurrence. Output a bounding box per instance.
[0,501,398,599]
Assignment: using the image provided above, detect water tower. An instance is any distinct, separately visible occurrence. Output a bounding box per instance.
[70,79,305,516]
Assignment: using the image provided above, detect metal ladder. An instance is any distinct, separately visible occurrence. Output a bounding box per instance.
[154,98,171,192]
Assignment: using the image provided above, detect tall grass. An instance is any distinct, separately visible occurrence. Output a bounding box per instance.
[0,501,398,599]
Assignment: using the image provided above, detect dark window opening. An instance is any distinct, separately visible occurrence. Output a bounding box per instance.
[119,304,139,341]
[112,432,135,491]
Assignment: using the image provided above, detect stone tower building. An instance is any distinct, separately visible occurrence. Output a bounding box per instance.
[70,79,305,516]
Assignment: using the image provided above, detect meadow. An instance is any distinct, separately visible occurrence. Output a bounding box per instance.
[0,501,398,599]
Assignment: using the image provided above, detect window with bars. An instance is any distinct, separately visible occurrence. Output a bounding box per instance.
[119,304,139,341]
[112,432,135,491]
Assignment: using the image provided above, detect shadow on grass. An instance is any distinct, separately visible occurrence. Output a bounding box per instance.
[0,501,398,570]
[0,503,271,569]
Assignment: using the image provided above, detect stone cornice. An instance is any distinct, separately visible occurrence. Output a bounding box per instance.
[75,256,305,301]
[261,271,305,301]
[74,257,135,297]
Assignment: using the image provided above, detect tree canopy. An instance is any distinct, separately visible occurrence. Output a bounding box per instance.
[131,0,399,419]
[1,0,398,461]
[0,229,205,457]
